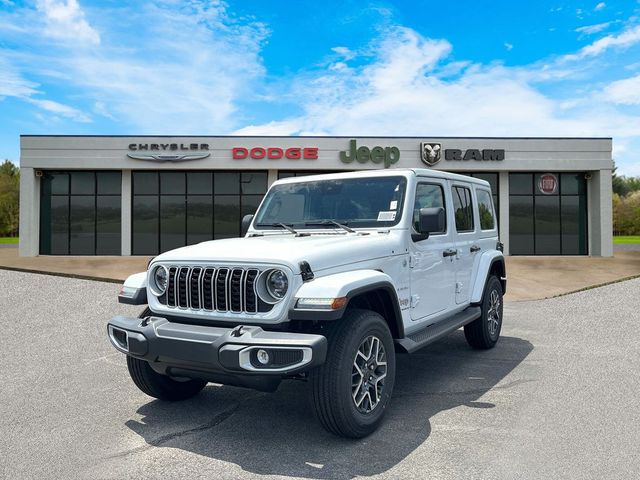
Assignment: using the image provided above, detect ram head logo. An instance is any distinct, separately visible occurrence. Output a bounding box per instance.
[420,142,442,166]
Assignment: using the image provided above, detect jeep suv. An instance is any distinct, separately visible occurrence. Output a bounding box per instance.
[108,169,506,438]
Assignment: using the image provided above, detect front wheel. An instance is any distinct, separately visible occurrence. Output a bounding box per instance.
[125,306,207,401]
[309,309,396,438]
[126,356,207,401]
[464,275,503,349]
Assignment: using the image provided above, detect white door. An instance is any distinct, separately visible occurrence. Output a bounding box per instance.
[409,181,457,321]
[450,183,478,304]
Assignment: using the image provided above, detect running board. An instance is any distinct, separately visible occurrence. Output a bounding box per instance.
[395,306,481,353]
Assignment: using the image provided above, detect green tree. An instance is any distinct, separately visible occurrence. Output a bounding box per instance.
[612,161,640,197]
[0,160,20,237]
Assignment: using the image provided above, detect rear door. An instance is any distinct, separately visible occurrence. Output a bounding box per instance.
[409,180,456,320]
[450,182,478,304]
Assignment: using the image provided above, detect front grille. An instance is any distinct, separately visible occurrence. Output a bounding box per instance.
[166,266,261,314]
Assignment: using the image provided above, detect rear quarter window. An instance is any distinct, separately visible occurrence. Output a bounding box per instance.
[476,189,496,230]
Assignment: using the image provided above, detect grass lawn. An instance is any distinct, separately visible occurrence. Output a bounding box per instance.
[613,235,640,245]
[0,237,19,245]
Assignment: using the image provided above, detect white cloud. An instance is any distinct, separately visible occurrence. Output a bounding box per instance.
[564,24,640,60]
[576,22,611,35]
[2,1,268,133]
[0,57,92,121]
[36,0,100,45]
[331,46,356,60]
[24,97,91,122]
[595,2,606,11]
[603,75,640,104]
[237,26,640,175]
[0,59,39,98]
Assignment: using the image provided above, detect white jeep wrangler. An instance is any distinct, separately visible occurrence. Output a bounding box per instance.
[108,169,506,438]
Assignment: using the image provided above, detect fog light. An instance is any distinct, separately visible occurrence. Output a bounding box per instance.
[256,349,270,365]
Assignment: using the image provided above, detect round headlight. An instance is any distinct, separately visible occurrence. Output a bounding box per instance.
[151,265,168,296]
[266,269,288,300]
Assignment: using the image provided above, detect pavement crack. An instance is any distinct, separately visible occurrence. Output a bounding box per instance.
[105,401,241,460]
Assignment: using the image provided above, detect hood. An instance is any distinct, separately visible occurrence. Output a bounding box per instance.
[153,231,405,273]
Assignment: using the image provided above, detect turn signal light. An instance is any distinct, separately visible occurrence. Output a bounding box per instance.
[296,297,347,310]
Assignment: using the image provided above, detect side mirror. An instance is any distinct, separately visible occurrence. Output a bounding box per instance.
[415,207,445,240]
[241,214,254,237]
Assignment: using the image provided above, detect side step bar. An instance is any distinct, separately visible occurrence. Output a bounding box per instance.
[395,306,481,353]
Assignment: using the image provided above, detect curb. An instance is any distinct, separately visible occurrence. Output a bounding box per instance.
[0,265,123,284]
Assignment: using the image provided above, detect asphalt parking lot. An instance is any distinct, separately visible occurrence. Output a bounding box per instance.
[1,269,639,480]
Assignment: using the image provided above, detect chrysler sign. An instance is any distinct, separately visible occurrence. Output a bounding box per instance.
[127,143,211,162]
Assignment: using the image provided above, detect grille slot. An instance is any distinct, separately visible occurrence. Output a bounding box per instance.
[167,267,177,307]
[164,265,269,315]
[202,268,215,310]
[177,267,189,308]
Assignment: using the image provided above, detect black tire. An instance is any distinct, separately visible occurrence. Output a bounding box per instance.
[464,275,503,349]
[126,356,207,401]
[125,307,207,401]
[310,309,396,438]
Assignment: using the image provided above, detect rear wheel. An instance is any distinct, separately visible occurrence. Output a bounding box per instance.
[126,307,206,401]
[310,309,396,438]
[464,275,503,349]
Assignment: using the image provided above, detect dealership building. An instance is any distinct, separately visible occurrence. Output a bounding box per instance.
[19,135,613,257]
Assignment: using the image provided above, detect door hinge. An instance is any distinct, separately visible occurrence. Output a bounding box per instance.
[409,255,418,268]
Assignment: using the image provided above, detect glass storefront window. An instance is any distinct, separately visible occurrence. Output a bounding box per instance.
[160,172,186,195]
[509,173,587,255]
[132,196,159,255]
[509,174,533,195]
[133,172,158,195]
[509,196,534,255]
[71,172,95,195]
[40,171,121,255]
[132,171,268,254]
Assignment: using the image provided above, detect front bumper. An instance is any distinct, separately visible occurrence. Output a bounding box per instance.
[107,315,327,392]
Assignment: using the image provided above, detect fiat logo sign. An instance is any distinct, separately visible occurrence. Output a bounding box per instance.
[538,173,558,195]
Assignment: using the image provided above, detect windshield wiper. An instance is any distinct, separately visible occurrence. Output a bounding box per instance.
[255,222,300,235]
[304,220,355,233]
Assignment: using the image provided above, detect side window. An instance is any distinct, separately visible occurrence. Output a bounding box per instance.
[413,183,446,234]
[452,186,474,232]
[476,189,496,230]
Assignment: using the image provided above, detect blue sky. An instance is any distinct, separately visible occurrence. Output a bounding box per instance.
[1,0,640,175]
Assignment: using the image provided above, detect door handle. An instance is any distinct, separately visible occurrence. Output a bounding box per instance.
[443,248,457,258]
[470,245,481,253]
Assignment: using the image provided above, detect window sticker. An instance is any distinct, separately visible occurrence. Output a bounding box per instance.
[377,211,397,221]
[389,200,398,210]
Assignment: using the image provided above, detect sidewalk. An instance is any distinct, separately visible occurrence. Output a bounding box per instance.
[1,247,639,301]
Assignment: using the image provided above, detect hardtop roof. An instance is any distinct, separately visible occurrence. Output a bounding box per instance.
[272,168,491,187]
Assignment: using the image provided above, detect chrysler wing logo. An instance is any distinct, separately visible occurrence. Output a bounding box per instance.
[127,153,211,162]
[420,142,441,166]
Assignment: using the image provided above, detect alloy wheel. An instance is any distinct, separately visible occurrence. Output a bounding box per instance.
[351,335,387,414]
[487,289,501,338]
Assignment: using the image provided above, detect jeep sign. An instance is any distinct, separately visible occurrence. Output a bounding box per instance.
[339,139,400,168]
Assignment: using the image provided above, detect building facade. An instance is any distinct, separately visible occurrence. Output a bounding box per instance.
[19,135,613,257]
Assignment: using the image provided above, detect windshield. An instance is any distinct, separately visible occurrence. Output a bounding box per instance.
[254,176,407,229]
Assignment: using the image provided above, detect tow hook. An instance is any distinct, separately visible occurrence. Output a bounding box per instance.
[230,325,245,337]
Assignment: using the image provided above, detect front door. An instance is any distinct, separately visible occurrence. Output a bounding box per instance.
[409,181,457,321]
